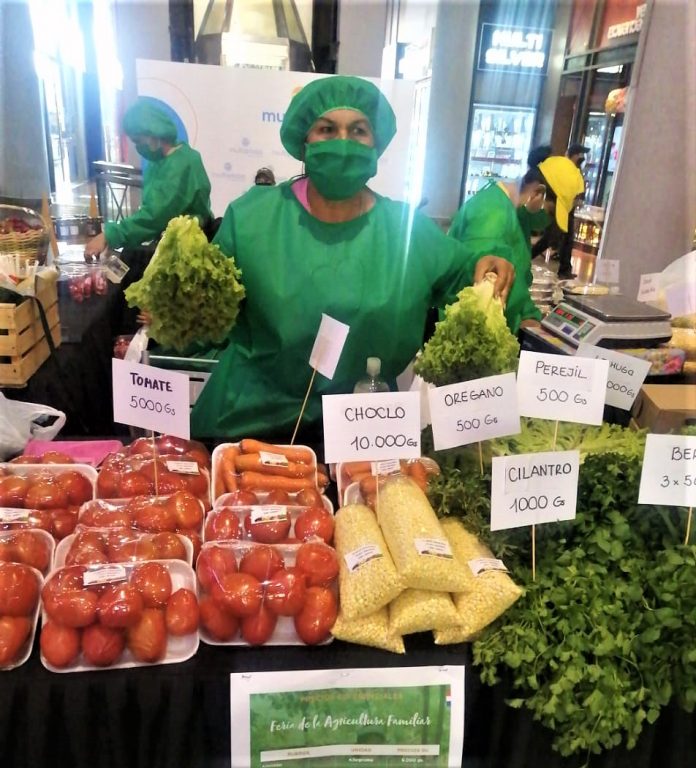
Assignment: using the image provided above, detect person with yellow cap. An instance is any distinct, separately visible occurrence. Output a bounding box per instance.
[84,98,213,259]
[449,155,585,330]
[189,75,514,439]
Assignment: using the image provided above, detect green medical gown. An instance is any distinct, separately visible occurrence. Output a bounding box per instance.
[190,182,477,439]
[448,183,541,333]
[103,144,212,249]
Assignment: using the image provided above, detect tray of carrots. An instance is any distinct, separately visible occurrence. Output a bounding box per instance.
[211,441,329,504]
[337,458,440,509]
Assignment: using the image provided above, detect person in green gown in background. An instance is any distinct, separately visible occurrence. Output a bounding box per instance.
[190,76,515,440]
[448,155,585,333]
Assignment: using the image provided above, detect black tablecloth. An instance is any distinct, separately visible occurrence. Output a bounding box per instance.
[2,635,695,768]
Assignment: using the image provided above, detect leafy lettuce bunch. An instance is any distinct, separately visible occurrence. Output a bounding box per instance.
[414,274,519,386]
[125,216,245,352]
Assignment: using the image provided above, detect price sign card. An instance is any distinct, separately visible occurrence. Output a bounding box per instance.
[112,359,190,439]
[309,314,350,380]
[428,372,520,450]
[230,666,465,768]
[517,351,609,425]
[491,450,580,531]
[594,259,620,284]
[576,343,651,410]
[638,434,696,507]
[637,273,661,304]
[322,391,420,464]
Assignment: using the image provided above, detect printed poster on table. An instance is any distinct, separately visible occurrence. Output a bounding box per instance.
[230,666,465,767]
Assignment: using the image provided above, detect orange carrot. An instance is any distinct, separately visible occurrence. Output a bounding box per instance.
[235,453,315,478]
[220,446,239,494]
[343,461,372,479]
[406,460,428,491]
[239,439,314,464]
[359,475,378,497]
[317,471,329,489]
[239,472,315,493]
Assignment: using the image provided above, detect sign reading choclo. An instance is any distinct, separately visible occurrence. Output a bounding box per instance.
[478,23,552,75]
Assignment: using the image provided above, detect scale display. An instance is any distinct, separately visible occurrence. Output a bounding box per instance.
[542,305,598,345]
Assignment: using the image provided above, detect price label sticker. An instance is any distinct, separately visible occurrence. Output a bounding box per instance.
[491,450,580,531]
[344,544,383,572]
[83,565,128,586]
[428,372,520,450]
[468,558,508,577]
[112,359,190,439]
[251,506,288,524]
[165,460,200,475]
[576,343,651,410]
[516,351,609,425]
[638,434,696,507]
[370,458,401,476]
[322,391,420,464]
[594,259,620,284]
[0,508,29,523]
[259,452,289,467]
[637,273,661,303]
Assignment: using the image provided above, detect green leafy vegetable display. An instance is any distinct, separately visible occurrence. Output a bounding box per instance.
[414,275,519,386]
[124,216,245,352]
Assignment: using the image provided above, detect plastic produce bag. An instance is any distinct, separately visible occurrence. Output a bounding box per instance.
[0,393,65,460]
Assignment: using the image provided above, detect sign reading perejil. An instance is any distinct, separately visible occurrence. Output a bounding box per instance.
[478,23,552,74]
[112,359,190,439]
[576,343,651,411]
[491,450,580,531]
[322,391,420,464]
[638,434,696,508]
[516,351,609,425]
[428,372,520,450]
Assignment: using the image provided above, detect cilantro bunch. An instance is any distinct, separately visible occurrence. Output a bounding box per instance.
[125,216,245,352]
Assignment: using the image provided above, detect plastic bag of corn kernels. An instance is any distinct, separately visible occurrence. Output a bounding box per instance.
[375,477,470,592]
[331,607,405,654]
[389,588,462,636]
[434,518,523,644]
[335,504,405,620]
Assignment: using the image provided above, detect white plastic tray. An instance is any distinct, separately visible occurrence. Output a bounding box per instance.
[0,562,43,671]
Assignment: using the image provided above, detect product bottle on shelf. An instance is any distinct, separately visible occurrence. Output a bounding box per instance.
[353,357,390,394]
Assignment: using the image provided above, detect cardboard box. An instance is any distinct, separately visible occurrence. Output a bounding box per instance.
[631,384,696,433]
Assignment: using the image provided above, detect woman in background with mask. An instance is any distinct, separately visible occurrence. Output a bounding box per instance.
[84,99,213,259]
[190,75,514,439]
[448,156,584,332]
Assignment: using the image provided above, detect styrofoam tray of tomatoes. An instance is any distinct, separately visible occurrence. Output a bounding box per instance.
[117,435,211,470]
[212,441,325,504]
[0,529,54,575]
[55,527,193,568]
[197,540,338,647]
[40,560,199,672]
[97,453,210,508]
[77,492,204,559]
[0,561,43,671]
[338,458,440,508]
[214,488,334,514]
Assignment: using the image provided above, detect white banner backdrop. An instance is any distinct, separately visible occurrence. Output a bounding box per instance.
[136,60,418,216]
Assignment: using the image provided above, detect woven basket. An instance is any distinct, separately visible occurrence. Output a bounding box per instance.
[0,204,49,266]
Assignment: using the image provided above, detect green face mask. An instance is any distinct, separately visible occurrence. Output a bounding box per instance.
[134,141,164,162]
[517,205,551,236]
[304,139,378,200]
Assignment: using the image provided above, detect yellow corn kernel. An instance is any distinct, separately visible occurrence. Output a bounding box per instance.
[331,607,405,654]
[389,588,462,635]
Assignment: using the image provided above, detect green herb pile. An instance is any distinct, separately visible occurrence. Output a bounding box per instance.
[124,215,245,352]
[414,275,519,386]
[425,428,695,759]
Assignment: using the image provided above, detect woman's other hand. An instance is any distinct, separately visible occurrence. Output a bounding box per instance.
[137,310,152,326]
[473,256,515,302]
[520,318,542,329]
[84,233,107,262]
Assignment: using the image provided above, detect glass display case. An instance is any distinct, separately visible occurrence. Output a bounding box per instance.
[463,104,536,199]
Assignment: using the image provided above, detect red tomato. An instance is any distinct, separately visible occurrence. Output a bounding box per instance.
[265,489,291,505]
[56,471,93,505]
[178,529,202,560]
[45,589,98,627]
[166,491,203,530]
[66,544,110,566]
[72,530,106,551]
[239,546,284,582]
[199,596,239,641]
[119,471,151,497]
[40,622,81,668]
[151,532,187,560]
[51,509,78,540]
[80,505,132,529]
[82,623,125,666]
[293,586,337,645]
[0,562,39,616]
[204,509,242,542]
[96,467,121,498]
[41,566,85,603]
[0,616,32,666]
[11,531,51,572]
[165,588,199,636]
[130,562,172,608]
[295,542,339,587]
[294,508,335,544]
[133,501,177,533]
[97,584,144,628]
[23,509,53,533]
[24,479,69,510]
[241,603,277,645]
[196,545,237,592]
[225,490,259,506]
[264,567,307,616]
[0,476,29,506]
[296,488,323,507]
[243,509,291,544]
[156,472,187,495]
[108,536,157,563]
[182,469,208,499]
[210,572,263,618]
[40,451,74,464]
[126,608,167,663]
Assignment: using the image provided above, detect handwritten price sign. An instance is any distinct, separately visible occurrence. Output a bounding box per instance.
[639,434,696,507]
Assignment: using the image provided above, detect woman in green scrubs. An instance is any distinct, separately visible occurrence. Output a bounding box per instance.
[191,76,514,439]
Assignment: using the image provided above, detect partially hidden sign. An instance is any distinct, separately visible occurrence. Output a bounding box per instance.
[638,434,696,508]
[309,314,350,380]
[576,343,651,411]
[230,666,465,768]
[112,359,190,439]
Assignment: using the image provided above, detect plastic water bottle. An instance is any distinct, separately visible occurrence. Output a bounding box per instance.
[353,357,390,394]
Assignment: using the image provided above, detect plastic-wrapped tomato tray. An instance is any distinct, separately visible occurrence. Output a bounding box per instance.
[0,529,55,575]
[0,561,43,671]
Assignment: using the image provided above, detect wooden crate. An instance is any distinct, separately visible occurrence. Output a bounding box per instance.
[0,277,61,387]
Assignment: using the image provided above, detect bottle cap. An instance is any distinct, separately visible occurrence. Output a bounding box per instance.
[366,357,381,377]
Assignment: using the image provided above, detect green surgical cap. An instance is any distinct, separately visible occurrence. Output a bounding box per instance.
[122,99,178,143]
[280,75,397,159]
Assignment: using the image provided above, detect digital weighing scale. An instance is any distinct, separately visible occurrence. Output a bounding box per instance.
[540,294,672,349]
